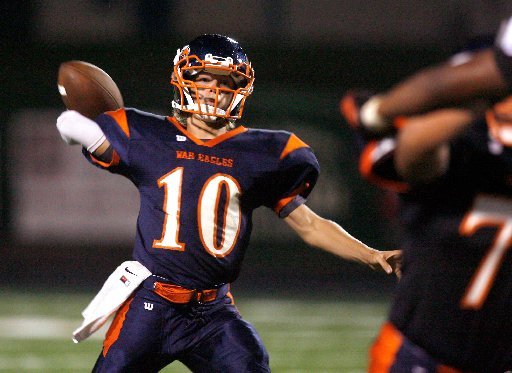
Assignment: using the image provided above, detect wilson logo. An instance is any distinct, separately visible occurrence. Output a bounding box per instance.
[144,302,154,311]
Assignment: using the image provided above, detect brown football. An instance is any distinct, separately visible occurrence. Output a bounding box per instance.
[57,60,124,119]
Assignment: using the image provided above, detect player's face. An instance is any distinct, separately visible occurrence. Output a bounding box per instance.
[192,72,236,112]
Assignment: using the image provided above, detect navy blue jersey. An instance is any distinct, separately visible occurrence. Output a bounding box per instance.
[84,108,319,290]
[355,115,512,370]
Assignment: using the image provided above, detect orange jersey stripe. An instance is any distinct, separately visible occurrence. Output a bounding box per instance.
[273,195,295,215]
[90,150,120,168]
[102,296,133,357]
[205,126,247,147]
[359,142,409,194]
[359,141,378,177]
[280,134,309,160]
[273,182,310,215]
[437,365,463,373]
[368,322,403,373]
[106,108,130,138]
[167,117,247,147]
[339,94,359,128]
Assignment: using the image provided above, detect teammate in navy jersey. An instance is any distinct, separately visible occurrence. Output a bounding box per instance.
[56,34,401,372]
[340,36,512,371]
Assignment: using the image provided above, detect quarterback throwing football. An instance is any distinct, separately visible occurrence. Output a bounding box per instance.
[56,34,401,372]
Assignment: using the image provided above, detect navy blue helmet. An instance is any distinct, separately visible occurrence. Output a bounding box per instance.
[171,34,255,122]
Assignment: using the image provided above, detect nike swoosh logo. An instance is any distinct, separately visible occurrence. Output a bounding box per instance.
[125,267,137,276]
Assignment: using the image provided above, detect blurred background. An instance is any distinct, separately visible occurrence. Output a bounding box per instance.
[2,0,512,297]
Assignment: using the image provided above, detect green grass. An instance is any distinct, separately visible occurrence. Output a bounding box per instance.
[0,291,390,372]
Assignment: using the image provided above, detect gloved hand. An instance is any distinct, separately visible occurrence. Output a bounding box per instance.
[56,110,106,152]
[340,90,394,137]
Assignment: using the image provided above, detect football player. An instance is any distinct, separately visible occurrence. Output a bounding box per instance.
[56,34,401,372]
[340,27,512,372]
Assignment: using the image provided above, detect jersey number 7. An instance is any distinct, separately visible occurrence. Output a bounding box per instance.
[459,195,512,309]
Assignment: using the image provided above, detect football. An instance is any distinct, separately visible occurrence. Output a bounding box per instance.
[57,60,124,119]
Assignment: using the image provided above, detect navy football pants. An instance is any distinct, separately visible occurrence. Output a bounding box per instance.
[92,286,270,372]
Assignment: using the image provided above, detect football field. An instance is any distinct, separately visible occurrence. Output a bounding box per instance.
[0,290,390,372]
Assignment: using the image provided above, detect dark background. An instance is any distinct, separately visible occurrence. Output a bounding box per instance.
[1,1,510,298]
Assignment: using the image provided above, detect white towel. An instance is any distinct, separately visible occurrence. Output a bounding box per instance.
[72,260,152,343]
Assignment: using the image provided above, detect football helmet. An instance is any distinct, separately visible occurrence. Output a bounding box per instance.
[171,34,255,122]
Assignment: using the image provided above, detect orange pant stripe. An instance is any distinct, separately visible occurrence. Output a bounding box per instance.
[368,322,403,373]
[102,296,134,357]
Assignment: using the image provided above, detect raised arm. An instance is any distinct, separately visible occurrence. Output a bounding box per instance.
[284,204,402,277]
[358,27,512,134]
[376,50,507,121]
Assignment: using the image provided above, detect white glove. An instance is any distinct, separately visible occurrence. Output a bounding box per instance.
[56,110,106,152]
[359,95,390,133]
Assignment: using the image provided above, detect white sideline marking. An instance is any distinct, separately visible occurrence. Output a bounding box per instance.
[0,302,386,340]
[0,316,107,340]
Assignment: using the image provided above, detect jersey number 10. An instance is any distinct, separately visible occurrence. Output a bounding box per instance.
[152,167,242,258]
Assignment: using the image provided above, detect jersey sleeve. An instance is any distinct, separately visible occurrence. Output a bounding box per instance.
[495,16,512,90]
[266,134,320,218]
[359,138,409,193]
[82,108,131,175]
[347,124,409,193]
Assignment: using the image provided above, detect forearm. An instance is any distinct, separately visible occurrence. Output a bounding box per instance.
[285,205,376,265]
[285,205,400,275]
[378,67,448,118]
[378,50,507,120]
[303,216,377,265]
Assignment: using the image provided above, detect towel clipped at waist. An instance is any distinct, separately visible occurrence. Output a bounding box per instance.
[72,260,151,343]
